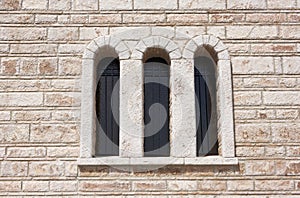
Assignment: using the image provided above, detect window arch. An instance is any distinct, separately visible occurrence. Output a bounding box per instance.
[183,35,235,158]
[143,48,171,157]
[80,36,130,158]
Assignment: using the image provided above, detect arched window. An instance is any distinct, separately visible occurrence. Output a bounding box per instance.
[143,49,170,157]
[194,49,218,156]
[95,57,120,156]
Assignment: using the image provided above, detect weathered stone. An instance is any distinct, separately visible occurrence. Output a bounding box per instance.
[11,44,57,54]
[227,180,254,191]
[168,14,208,23]
[0,14,33,23]
[232,57,274,74]
[0,181,21,191]
[79,181,130,191]
[167,180,197,191]
[65,161,77,176]
[0,0,20,10]
[0,124,29,143]
[44,92,80,107]
[227,26,277,39]
[12,111,51,121]
[50,79,79,91]
[1,58,19,75]
[263,91,300,105]
[47,147,79,157]
[58,57,81,76]
[28,161,65,176]
[236,123,271,143]
[135,0,177,9]
[0,111,10,121]
[282,57,300,74]
[207,26,226,39]
[50,181,77,192]
[7,147,46,158]
[110,27,151,40]
[23,181,49,192]
[58,44,86,54]
[176,26,206,39]
[100,0,132,10]
[123,14,166,23]
[280,26,300,39]
[0,93,43,107]
[243,77,278,88]
[210,13,245,23]
[198,180,227,191]
[30,124,79,143]
[37,58,57,75]
[265,146,286,157]
[246,13,286,23]
[245,160,275,175]
[255,180,294,190]
[79,27,109,40]
[276,109,299,119]
[49,0,71,10]
[72,0,98,10]
[22,0,47,9]
[267,0,296,9]
[236,146,265,157]
[228,0,266,9]
[0,161,28,176]
[48,27,79,41]
[0,79,51,91]
[234,91,262,106]
[132,181,166,191]
[271,123,300,142]
[35,15,57,24]
[180,0,226,9]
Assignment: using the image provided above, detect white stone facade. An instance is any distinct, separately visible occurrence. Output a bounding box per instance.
[0,0,300,196]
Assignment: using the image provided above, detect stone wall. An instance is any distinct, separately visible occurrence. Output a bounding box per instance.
[0,0,299,196]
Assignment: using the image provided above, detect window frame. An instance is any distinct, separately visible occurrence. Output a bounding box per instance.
[78,33,237,166]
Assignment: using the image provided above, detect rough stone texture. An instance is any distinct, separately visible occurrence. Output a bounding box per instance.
[22,0,48,10]
[0,0,20,10]
[72,0,98,10]
[0,0,299,197]
[30,124,79,142]
[0,27,46,40]
[135,0,177,9]
[180,0,226,9]
[49,0,71,10]
[23,181,49,192]
[228,0,266,9]
[0,161,28,176]
[232,57,274,74]
[100,0,132,10]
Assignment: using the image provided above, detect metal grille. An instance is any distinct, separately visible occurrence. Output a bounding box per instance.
[95,57,120,156]
[194,56,218,156]
[144,57,170,157]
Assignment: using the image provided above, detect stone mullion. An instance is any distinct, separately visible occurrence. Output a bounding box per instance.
[119,60,144,157]
[170,59,197,158]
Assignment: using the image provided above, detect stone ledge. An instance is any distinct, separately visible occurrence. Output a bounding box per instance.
[77,156,238,166]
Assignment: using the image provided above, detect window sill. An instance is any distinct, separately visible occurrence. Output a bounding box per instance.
[77,156,238,166]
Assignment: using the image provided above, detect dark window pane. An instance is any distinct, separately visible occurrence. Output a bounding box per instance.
[95,57,120,156]
[194,56,218,156]
[144,57,170,157]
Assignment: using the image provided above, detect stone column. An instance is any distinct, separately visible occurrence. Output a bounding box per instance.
[170,59,197,157]
[119,60,144,157]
